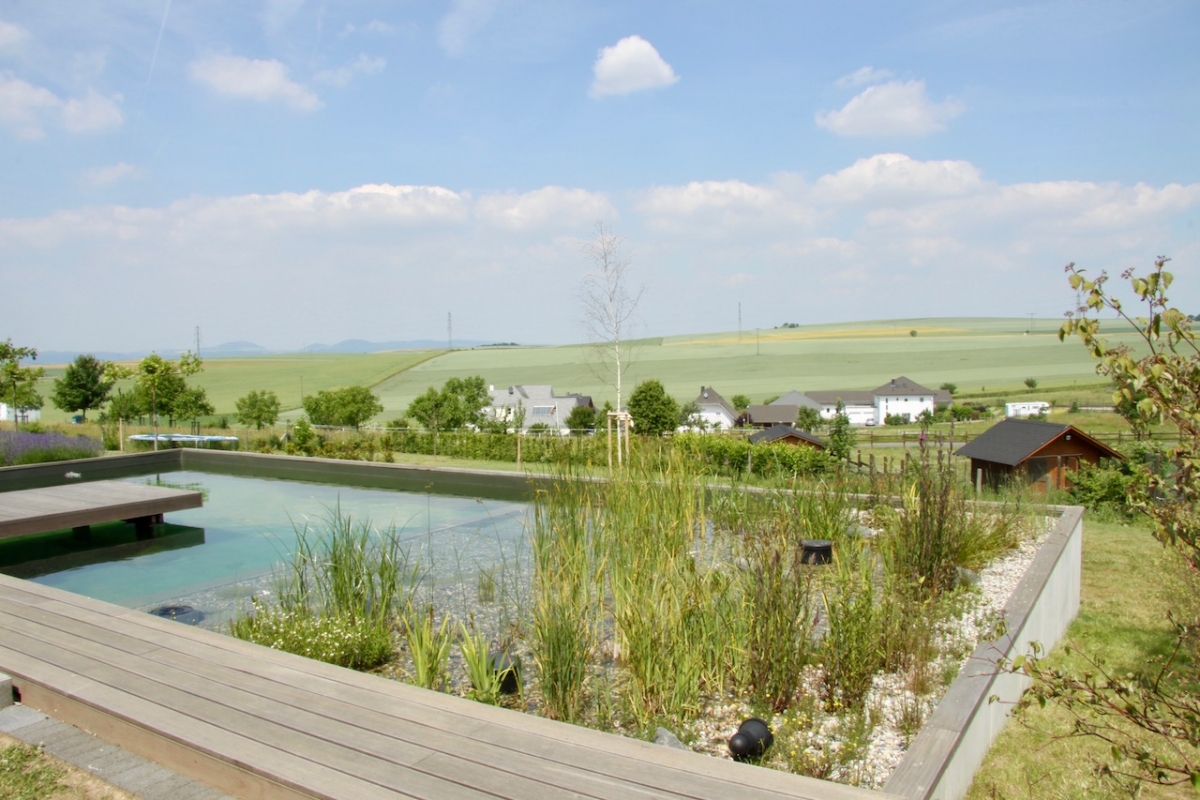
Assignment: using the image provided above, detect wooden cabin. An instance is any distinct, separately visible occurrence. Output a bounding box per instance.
[955,418,1123,491]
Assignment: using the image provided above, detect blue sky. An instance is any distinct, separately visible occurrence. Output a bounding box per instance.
[2,1,1197,352]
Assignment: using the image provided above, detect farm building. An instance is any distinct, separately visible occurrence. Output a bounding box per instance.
[486,385,593,433]
[955,418,1123,491]
[767,377,939,426]
[747,424,826,449]
[745,404,800,428]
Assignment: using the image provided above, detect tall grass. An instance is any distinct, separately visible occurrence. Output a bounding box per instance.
[230,505,417,670]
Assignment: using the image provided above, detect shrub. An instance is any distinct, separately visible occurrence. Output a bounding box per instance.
[0,430,103,466]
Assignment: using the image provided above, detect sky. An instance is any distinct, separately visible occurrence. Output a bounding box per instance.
[1,0,1198,353]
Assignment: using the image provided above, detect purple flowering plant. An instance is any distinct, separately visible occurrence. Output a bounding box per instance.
[0,430,104,467]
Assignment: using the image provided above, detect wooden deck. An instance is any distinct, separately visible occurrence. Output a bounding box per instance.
[0,480,202,540]
[0,574,896,800]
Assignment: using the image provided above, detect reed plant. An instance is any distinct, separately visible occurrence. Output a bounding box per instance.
[230,505,417,670]
[738,530,818,713]
[878,447,1023,598]
[820,542,887,711]
[459,622,503,704]
[404,603,452,690]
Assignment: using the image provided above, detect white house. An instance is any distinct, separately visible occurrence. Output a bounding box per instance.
[771,377,937,426]
[0,403,41,424]
[486,385,594,433]
[684,386,738,431]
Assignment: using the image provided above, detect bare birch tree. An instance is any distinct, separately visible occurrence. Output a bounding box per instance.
[578,223,643,467]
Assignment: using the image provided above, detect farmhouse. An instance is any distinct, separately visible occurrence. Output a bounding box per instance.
[767,377,938,426]
[687,386,738,430]
[955,418,1123,491]
[747,424,826,449]
[486,385,593,433]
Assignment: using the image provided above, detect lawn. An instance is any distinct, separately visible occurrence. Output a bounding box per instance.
[966,516,1196,800]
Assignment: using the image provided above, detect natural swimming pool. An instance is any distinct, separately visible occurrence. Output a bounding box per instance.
[0,466,531,628]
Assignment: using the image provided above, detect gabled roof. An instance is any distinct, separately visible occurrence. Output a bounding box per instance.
[694,386,737,419]
[748,424,826,448]
[746,404,798,426]
[771,390,821,410]
[804,390,876,407]
[955,418,1123,466]
[873,376,934,397]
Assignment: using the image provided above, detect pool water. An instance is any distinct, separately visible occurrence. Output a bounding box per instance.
[0,470,530,627]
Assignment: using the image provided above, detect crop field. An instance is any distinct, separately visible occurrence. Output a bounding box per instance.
[28,316,1146,423]
[369,317,1143,419]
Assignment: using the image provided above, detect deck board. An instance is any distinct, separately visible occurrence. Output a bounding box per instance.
[0,480,202,539]
[0,575,897,800]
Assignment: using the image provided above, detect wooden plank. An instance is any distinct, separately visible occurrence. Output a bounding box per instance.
[0,600,716,800]
[0,575,898,800]
[0,480,202,539]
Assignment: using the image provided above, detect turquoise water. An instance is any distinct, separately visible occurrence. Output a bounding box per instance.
[0,470,530,625]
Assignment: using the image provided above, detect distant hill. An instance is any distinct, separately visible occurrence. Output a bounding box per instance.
[33,338,489,365]
[301,339,485,353]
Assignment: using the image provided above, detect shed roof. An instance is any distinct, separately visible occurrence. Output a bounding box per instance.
[746,404,798,425]
[748,424,826,448]
[955,418,1123,466]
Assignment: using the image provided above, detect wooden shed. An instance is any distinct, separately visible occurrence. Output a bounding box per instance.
[955,418,1123,491]
[747,424,827,449]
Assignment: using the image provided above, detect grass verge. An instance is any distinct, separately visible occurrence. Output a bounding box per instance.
[966,518,1195,799]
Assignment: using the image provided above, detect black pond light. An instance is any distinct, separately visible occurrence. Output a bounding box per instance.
[728,717,774,761]
[149,605,207,626]
[488,651,521,695]
[800,539,833,565]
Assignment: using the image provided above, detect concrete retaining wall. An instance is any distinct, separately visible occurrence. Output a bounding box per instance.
[884,505,1083,800]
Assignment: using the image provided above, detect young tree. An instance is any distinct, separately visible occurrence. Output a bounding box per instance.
[730,394,751,413]
[1009,258,1200,789]
[0,340,44,430]
[826,400,856,460]
[304,386,383,429]
[1024,377,1038,389]
[627,379,679,438]
[939,382,957,395]
[579,223,643,465]
[677,400,704,430]
[136,352,202,448]
[51,354,116,421]
[795,406,822,433]
[173,386,215,431]
[236,390,282,430]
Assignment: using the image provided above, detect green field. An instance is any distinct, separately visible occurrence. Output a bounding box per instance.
[28,317,1144,424]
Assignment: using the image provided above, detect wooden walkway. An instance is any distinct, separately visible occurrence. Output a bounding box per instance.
[0,574,895,800]
[0,480,202,540]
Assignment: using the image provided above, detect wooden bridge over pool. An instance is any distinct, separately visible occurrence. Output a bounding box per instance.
[0,572,894,800]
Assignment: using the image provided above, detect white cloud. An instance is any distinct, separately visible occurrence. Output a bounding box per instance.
[189,54,322,111]
[2,164,1197,352]
[0,19,30,51]
[0,72,60,139]
[835,66,894,88]
[81,162,140,188]
[62,89,123,133]
[814,153,983,203]
[475,187,616,230]
[438,0,497,57]
[0,73,121,138]
[816,80,963,136]
[590,35,679,98]
[315,54,386,88]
